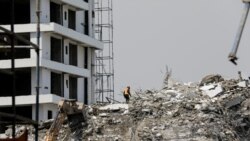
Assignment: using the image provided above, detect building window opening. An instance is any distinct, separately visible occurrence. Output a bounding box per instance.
[68,9,76,30]
[48,110,53,119]
[51,72,63,96]
[64,11,67,20]
[84,47,88,69]
[66,80,69,88]
[0,68,31,96]
[0,106,32,122]
[84,78,88,104]
[0,33,30,60]
[69,43,77,66]
[69,76,77,100]
[0,0,30,25]
[51,37,62,63]
[84,11,89,35]
[50,1,62,25]
[65,46,68,55]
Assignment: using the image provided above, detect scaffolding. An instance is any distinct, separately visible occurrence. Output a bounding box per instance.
[0,0,40,140]
[94,0,115,103]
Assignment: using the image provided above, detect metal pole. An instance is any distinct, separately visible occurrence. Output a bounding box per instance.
[228,3,250,65]
[35,0,41,141]
[10,0,16,139]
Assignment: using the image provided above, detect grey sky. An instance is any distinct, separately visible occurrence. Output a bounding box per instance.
[113,0,250,96]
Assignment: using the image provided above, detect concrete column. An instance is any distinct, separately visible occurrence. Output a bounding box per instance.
[62,5,69,28]
[32,104,44,121]
[32,68,50,95]
[64,74,69,99]
[89,49,96,104]
[64,39,70,65]
[78,78,84,102]
[76,11,84,34]
[30,0,50,23]
[88,1,94,37]
[38,68,50,94]
[41,33,50,60]
[78,45,84,68]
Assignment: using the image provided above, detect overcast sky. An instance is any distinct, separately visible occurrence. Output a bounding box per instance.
[112,0,250,97]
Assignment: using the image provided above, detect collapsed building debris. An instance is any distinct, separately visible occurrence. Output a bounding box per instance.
[1,74,250,141]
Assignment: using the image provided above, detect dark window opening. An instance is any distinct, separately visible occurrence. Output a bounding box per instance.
[92,10,95,18]
[51,37,62,63]
[69,43,77,66]
[51,72,63,96]
[48,110,53,119]
[0,68,31,96]
[50,2,62,25]
[66,80,69,88]
[0,106,32,121]
[84,0,89,2]
[0,0,30,25]
[64,11,67,20]
[84,11,89,35]
[69,76,77,100]
[84,78,88,104]
[0,33,30,60]
[84,47,88,69]
[0,106,32,132]
[65,46,68,55]
[0,105,32,132]
[68,9,76,30]
[0,48,30,60]
[15,33,30,46]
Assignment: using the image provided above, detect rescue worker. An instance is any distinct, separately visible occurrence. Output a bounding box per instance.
[123,86,131,103]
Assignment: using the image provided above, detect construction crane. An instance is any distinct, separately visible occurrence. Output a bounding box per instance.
[228,0,250,65]
[44,99,85,141]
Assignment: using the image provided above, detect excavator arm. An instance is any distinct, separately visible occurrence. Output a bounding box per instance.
[44,112,66,141]
[228,0,250,64]
[44,99,85,141]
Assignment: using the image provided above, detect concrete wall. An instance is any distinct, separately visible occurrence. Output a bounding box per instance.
[31,68,51,95]
[78,78,84,102]
[89,0,94,37]
[41,33,50,60]
[63,5,69,28]
[64,74,69,99]
[30,0,50,23]
[64,39,70,65]
[40,68,51,94]
[78,45,84,68]
[32,103,58,120]
[90,49,96,104]
[76,11,84,34]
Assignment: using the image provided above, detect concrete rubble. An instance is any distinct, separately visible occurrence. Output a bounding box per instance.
[2,74,250,141]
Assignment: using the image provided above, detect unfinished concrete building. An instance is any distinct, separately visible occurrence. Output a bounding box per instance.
[0,0,102,121]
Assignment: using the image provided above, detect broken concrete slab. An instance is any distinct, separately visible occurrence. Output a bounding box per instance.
[225,96,245,109]
[237,81,247,88]
[200,84,224,98]
[99,104,128,111]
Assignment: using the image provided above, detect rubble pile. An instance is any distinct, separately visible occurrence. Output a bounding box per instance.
[2,74,250,141]
[79,74,250,141]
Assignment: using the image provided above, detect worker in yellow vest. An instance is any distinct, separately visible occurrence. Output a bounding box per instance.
[123,86,131,103]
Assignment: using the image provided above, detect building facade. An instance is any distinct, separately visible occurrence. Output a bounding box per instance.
[0,0,102,121]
